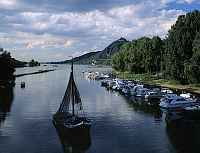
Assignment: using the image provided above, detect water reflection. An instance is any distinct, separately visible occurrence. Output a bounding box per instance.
[53,122,91,153]
[166,123,200,153]
[124,95,163,120]
[0,85,14,126]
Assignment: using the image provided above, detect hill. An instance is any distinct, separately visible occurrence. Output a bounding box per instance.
[60,37,128,65]
[12,59,27,68]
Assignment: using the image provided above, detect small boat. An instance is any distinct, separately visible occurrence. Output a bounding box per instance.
[159,94,198,110]
[144,89,163,100]
[128,85,143,96]
[101,80,109,87]
[112,79,125,91]
[183,105,200,120]
[85,71,99,80]
[21,82,25,88]
[53,121,91,153]
[161,88,173,95]
[165,111,184,123]
[53,58,91,136]
[135,88,149,97]
[180,93,191,99]
[165,104,200,124]
[180,93,195,101]
[121,85,130,96]
[106,80,115,90]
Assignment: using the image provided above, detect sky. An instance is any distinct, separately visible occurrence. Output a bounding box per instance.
[0,0,199,62]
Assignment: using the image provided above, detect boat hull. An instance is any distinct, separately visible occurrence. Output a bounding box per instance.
[53,120,91,144]
[53,121,91,152]
[183,110,200,120]
[53,113,91,143]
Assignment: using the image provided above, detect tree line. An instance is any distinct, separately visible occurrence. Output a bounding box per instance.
[112,10,200,84]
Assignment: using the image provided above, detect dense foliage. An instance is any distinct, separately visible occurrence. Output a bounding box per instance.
[112,10,200,84]
[0,49,15,81]
[29,59,40,67]
[112,36,163,73]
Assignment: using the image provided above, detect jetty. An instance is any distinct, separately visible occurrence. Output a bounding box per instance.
[15,69,55,78]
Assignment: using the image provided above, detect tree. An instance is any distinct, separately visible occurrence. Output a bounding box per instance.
[164,10,200,83]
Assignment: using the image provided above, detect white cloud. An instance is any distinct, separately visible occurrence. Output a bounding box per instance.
[0,0,189,61]
[0,0,17,8]
[185,0,196,3]
[0,31,74,50]
[176,0,197,4]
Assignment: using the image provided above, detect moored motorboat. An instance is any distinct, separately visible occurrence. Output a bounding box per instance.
[183,105,200,120]
[145,89,163,100]
[101,80,110,87]
[121,85,130,96]
[113,79,125,91]
[106,80,115,90]
[135,88,149,97]
[161,88,173,95]
[129,85,143,96]
[180,93,191,99]
[159,94,198,111]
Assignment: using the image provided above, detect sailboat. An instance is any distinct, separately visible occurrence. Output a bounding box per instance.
[53,58,91,136]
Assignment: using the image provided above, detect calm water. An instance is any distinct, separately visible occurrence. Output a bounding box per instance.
[0,65,200,153]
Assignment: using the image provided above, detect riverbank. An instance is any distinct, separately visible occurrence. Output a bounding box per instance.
[115,72,200,94]
[15,69,56,77]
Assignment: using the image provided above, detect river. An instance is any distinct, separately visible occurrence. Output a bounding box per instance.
[0,64,200,153]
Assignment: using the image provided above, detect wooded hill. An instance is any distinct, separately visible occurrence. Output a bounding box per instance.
[112,10,200,84]
[61,37,128,65]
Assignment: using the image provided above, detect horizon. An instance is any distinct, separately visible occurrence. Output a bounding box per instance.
[0,0,199,62]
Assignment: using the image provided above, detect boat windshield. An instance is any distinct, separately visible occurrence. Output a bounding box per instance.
[167,99,173,103]
[176,98,186,101]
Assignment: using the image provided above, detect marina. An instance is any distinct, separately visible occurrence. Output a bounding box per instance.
[86,70,200,125]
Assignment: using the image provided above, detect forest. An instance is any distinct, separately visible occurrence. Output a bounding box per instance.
[112,10,200,84]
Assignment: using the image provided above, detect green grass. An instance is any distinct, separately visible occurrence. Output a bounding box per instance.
[114,71,200,94]
[113,71,152,81]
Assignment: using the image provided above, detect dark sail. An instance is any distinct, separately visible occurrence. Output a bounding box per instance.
[53,57,91,132]
[58,72,72,113]
[58,60,82,114]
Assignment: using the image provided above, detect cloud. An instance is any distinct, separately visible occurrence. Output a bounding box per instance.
[0,0,193,61]
[0,0,17,9]
[179,0,196,4]
[12,3,183,38]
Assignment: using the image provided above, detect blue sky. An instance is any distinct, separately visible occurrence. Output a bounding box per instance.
[0,0,199,62]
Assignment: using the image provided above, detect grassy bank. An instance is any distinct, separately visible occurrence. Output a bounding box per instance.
[114,71,200,94]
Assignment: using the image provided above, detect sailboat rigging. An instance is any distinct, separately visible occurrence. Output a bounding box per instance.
[53,58,91,131]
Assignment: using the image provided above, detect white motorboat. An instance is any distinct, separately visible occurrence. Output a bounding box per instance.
[121,86,130,95]
[161,88,173,95]
[183,105,200,120]
[135,88,149,97]
[159,94,198,110]
[144,90,163,100]
[129,85,143,96]
[113,79,125,91]
[180,93,191,99]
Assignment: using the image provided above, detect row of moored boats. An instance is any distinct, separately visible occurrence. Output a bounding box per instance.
[86,71,200,123]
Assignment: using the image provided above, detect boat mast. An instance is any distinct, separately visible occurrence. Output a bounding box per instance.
[71,57,75,116]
